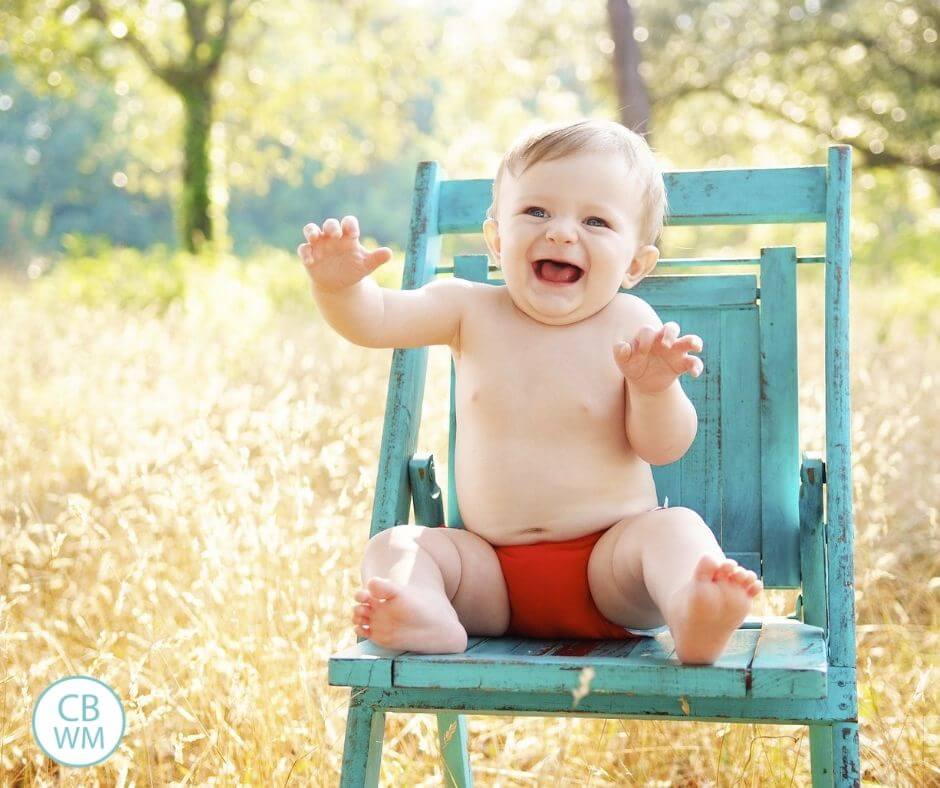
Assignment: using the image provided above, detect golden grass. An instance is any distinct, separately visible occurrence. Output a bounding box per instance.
[0,259,936,785]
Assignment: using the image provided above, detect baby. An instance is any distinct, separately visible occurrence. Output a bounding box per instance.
[298,119,763,665]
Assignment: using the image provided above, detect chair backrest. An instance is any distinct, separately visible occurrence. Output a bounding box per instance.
[371,148,852,596]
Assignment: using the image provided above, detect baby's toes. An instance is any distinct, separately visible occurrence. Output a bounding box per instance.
[354,588,371,604]
[352,604,373,626]
[713,558,739,581]
[693,554,722,582]
[354,624,371,639]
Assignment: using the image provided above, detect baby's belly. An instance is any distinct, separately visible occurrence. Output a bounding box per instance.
[455,429,659,546]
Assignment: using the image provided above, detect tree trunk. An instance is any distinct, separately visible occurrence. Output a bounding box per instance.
[607,0,652,139]
[179,84,213,253]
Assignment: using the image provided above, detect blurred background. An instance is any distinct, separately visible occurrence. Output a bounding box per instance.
[1,0,937,271]
[1,1,936,785]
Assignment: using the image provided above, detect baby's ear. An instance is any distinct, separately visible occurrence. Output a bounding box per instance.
[622,245,660,289]
[482,218,501,267]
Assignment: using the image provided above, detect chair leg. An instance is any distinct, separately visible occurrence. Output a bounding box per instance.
[340,694,385,788]
[810,723,860,787]
[437,713,473,787]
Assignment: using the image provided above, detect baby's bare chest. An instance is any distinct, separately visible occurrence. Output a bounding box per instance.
[455,297,632,432]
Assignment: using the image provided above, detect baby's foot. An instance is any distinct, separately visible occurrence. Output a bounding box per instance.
[664,556,763,665]
[352,577,468,654]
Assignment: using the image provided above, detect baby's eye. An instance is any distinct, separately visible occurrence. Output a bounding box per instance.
[524,206,547,218]
[586,216,609,227]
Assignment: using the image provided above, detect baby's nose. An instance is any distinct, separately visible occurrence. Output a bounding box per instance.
[545,220,578,243]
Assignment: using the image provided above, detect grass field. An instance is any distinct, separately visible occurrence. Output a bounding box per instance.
[0,255,936,785]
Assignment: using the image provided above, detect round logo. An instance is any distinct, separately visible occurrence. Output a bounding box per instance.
[32,676,125,767]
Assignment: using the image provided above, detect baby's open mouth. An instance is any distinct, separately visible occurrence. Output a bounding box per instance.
[532,259,584,284]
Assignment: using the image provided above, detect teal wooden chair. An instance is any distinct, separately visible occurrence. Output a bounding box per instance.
[328,146,858,786]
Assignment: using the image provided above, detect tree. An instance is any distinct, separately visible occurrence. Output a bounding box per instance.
[607,0,651,137]
[2,0,442,253]
[639,0,939,178]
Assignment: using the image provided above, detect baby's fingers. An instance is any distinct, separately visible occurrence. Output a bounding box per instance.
[614,340,633,362]
[659,322,680,349]
[341,215,360,239]
[322,217,342,237]
[302,222,321,242]
[674,333,703,353]
[633,325,659,355]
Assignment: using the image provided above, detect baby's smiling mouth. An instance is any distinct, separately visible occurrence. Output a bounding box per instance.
[532,259,585,285]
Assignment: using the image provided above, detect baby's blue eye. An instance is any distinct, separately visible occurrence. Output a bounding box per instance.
[525,207,609,227]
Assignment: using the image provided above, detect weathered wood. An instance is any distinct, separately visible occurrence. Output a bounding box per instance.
[800,453,828,631]
[436,166,828,233]
[825,146,856,669]
[329,639,402,689]
[333,620,828,700]
[671,308,722,531]
[390,630,750,698]
[810,721,862,787]
[437,712,473,788]
[347,667,857,723]
[409,453,445,526]
[340,695,385,788]
[371,161,442,536]
[759,247,801,587]
[719,307,762,560]
[749,618,827,698]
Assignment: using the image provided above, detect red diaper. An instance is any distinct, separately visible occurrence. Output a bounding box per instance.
[494,528,634,640]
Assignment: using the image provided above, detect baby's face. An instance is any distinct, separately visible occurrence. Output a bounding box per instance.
[483,151,659,325]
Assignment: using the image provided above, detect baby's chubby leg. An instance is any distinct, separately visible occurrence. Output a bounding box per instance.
[587,508,763,664]
[353,525,510,654]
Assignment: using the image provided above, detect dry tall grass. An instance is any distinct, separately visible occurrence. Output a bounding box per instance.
[0,259,936,785]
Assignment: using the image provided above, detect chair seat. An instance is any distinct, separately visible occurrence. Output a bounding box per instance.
[329,617,827,700]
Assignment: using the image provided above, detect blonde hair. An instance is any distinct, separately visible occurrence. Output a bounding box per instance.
[486,119,668,246]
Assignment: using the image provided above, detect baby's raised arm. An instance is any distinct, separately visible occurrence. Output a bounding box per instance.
[298,215,469,350]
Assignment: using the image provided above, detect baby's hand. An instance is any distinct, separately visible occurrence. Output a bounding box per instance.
[297,215,393,293]
[614,322,704,395]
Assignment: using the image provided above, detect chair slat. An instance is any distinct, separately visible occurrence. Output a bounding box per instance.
[371,162,442,536]
[759,247,801,587]
[824,145,856,669]
[674,309,722,529]
[663,166,828,225]
[719,307,763,559]
[391,630,757,698]
[630,274,758,307]
[329,640,401,689]
[749,619,828,698]
[436,166,828,234]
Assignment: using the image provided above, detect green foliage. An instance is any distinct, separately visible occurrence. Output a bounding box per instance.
[2,1,937,277]
[0,66,175,258]
[39,235,191,311]
[2,0,445,252]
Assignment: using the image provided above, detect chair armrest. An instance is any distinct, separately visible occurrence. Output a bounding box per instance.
[799,452,828,631]
[409,452,445,526]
